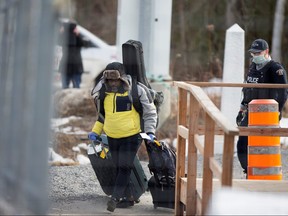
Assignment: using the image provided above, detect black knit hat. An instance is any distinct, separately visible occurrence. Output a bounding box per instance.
[248,39,269,53]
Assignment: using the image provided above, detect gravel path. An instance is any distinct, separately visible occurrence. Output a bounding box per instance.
[48,161,174,215]
[48,150,288,215]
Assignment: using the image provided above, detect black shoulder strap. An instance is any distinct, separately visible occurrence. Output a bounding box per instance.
[97,86,106,121]
[131,77,143,115]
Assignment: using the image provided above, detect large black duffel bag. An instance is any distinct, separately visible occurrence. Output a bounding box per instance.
[87,134,148,201]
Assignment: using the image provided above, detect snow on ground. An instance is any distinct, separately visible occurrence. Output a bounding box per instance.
[50,116,91,165]
[51,116,82,127]
[53,126,87,134]
[48,143,91,165]
[48,147,75,164]
[51,116,87,134]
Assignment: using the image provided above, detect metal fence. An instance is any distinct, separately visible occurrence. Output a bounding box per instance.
[0,0,57,214]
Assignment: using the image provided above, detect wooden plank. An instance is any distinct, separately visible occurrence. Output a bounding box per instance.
[175,88,188,216]
[221,134,234,186]
[181,178,202,215]
[232,179,288,192]
[201,114,215,214]
[194,134,204,156]
[178,88,187,126]
[209,157,222,180]
[175,135,187,214]
[180,177,187,204]
[178,125,188,139]
[197,125,224,135]
[196,191,202,216]
[185,94,199,216]
[185,81,288,89]
[195,178,288,193]
[239,127,288,137]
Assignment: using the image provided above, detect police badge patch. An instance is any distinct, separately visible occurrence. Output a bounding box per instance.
[276,69,284,76]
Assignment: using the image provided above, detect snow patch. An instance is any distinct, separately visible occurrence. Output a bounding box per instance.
[51,116,82,128]
[48,147,75,164]
[76,154,90,165]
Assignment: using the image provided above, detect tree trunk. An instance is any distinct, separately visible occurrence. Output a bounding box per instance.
[225,0,237,28]
[271,0,286,62]
[178,0,188,76]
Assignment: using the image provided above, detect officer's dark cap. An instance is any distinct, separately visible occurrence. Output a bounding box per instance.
[248,39,269,53]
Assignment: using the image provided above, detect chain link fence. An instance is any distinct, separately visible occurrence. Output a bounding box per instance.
[0,0,57,214]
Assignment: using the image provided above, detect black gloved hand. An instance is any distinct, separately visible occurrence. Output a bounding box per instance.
[236,111,243,126]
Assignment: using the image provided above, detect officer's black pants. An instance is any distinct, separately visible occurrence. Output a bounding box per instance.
[237,114,248,174]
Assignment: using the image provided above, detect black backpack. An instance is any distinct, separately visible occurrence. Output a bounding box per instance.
[145,141,176,187]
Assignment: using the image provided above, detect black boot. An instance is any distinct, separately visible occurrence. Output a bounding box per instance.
[116,197,134,208]
[107,197,118,212]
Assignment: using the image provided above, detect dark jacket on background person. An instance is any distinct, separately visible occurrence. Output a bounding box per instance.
[59,21,90,88]
[240,60,287,112]
[60,22,84,75]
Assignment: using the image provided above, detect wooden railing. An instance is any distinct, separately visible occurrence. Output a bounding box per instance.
[173,81,288,216]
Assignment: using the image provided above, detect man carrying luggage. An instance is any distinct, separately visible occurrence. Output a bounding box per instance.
[236,39,288,176]
[88,62,158,212]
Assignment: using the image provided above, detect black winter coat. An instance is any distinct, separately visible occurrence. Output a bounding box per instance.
[241,60,288,111]
[59,24,89,75]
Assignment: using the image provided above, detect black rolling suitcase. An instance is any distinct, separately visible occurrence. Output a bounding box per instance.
[148,176,175,209]
[87,134,148,200]
[146,140,176,209]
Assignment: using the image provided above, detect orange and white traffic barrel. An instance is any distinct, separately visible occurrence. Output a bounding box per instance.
[248,99,282,180]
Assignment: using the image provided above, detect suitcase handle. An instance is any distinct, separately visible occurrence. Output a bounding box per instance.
[91,140,109,159]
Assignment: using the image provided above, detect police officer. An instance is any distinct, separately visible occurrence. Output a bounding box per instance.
[236,38,288,175]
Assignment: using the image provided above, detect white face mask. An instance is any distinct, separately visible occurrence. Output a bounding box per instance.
[252,54,267,64]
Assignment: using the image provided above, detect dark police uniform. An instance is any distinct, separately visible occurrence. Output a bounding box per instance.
[237,60,288,173]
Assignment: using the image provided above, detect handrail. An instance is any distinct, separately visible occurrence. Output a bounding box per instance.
[187,82,288,88]
[173,81,288,216]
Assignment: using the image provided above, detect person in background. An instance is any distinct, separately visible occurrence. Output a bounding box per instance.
[236,38,288,176]
[59,20,88,88]
[88,62,158,212]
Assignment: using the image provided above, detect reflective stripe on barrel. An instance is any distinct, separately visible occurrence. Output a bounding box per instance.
[248,99,282,180]
[248,146,281,155]
[248,167,282,176]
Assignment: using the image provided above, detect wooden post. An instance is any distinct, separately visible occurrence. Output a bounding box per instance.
[201,114,215,214]
[222,134,235,186]
[185,94,199,215]
[175,88,187,215]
